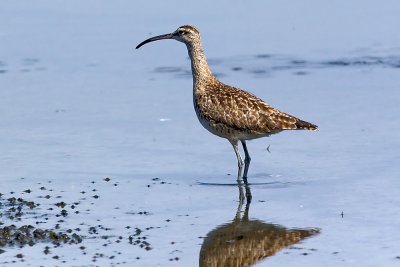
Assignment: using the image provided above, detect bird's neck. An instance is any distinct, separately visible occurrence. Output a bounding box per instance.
[186,42,215,91]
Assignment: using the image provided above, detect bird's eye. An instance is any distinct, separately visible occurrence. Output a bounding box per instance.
[178,30,185,35]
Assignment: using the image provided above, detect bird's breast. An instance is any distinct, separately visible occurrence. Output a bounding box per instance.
[192,90,270,141]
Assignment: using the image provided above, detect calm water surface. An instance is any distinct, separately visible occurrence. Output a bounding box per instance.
[1,1,399,266]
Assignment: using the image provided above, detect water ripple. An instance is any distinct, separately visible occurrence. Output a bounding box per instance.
[153,53,400,79]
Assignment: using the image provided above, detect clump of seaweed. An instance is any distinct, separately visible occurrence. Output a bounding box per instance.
[0,225,82,247]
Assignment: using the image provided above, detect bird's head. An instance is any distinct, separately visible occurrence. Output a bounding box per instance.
[136,25,201,49]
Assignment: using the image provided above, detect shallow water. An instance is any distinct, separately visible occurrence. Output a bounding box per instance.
[1,1,400,266]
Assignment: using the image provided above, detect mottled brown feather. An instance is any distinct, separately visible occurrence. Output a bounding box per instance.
[295,118,318,130]
[195,78,318,140]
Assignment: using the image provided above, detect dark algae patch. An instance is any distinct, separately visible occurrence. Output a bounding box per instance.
[0,177,156,265]
[0,225,82,247]
[0,193,83,250]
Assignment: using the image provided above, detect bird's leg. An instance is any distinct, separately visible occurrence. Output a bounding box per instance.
[237,180,245,210]
[240,140,251,183]
[244,183,252,205]
[242,191,251,221]
[230,140,244,182]
[237,181,251,220]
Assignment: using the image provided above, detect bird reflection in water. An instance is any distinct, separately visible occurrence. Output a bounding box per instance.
[199,183,319,267]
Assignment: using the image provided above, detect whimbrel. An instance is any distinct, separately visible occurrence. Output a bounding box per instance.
[136,25,318,183]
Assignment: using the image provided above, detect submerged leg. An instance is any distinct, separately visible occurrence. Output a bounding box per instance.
[237,180,245,208]
[230,140,244,181]
[244,183,252,205]
[236,180,252,219]
[240,140,251,183]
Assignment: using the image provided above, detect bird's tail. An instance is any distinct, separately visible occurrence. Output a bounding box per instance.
[295,119,318,131]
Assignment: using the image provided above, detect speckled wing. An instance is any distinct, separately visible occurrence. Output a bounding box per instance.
[197,82,318,135]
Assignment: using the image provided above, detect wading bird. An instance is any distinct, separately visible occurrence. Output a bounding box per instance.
[136,25,318,183]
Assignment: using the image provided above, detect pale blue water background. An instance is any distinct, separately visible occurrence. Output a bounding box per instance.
[1,1,400,266]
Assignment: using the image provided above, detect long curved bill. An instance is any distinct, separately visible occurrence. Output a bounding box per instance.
[136,33,174,49]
